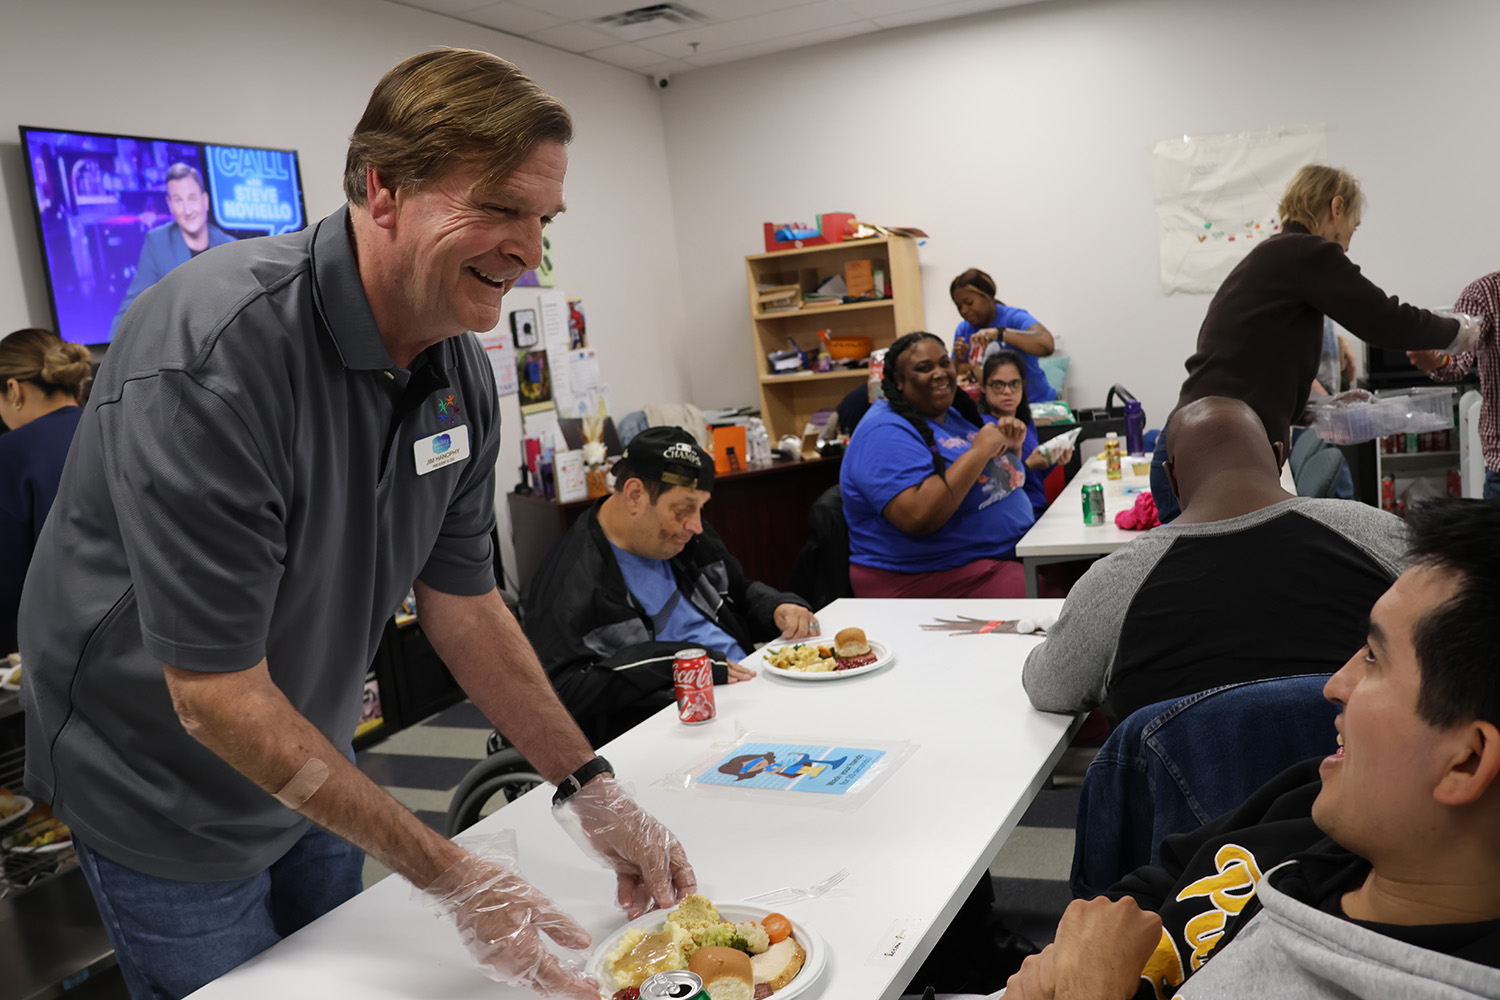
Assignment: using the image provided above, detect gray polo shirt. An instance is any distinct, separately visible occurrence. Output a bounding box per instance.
[20,207,500,880]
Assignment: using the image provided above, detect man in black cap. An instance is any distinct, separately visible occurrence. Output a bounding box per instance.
[523,427,817,742]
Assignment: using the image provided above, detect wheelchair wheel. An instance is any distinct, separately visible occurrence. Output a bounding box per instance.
[445,748,545,837]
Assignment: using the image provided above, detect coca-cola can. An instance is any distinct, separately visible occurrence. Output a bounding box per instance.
[1380,474,1396,510]
[672,648,715,725]
[1448,468,1463,498]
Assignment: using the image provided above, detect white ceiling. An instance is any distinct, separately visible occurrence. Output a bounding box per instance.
[388,0,1049,79]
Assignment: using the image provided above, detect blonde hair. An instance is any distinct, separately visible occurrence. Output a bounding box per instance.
[343,48,573,206]
[0,328,92,399]
[1278,165,1363,229]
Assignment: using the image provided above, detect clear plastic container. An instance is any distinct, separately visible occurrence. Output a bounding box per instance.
[1305,386,1456,445]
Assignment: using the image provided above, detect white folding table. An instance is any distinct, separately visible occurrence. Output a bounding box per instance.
[186,597,1076,1000]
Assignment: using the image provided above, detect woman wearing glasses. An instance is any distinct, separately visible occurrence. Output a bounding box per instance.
[978,350,1073,518]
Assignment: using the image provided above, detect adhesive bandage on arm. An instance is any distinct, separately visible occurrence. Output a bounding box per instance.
[273,758,330,809]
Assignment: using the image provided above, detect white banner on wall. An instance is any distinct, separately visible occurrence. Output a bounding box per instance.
[1152,123,1328,295]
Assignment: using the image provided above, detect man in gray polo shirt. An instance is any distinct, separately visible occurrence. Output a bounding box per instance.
[20,49,688,1000]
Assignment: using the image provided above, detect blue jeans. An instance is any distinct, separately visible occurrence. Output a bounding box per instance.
[1148,421,1181,523]
[1486,468,1500,500]
[75,826,364,999]
[1070,675,1338,899]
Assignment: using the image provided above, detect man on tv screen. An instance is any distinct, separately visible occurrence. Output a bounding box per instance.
[108,161,236,336]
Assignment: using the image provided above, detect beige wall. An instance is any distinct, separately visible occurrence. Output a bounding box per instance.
[658,0,1500,432]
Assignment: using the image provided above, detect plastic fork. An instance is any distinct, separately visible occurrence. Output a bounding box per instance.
[743,867,849,905]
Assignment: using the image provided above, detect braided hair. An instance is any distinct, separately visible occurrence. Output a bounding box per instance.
[882,331,985,478]
[978,349,1032,424]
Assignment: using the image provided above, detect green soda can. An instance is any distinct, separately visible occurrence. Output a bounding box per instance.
[1082,483,1106,525]
[640,971,706,999]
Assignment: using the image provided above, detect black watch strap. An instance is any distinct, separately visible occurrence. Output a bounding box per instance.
[551,756,614,807]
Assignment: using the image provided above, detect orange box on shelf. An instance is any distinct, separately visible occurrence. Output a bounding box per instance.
[844,259,873,297]
[711,425,749,474]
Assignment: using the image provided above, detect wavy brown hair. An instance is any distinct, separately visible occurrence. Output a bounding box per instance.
[343,48,573,206]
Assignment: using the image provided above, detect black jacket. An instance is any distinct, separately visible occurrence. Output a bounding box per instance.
[522,502,808,743]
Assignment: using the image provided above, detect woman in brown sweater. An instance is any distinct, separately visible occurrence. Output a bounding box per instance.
[1151,165,1481,521]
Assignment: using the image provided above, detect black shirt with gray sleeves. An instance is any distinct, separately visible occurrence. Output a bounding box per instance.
[21,207,500,881]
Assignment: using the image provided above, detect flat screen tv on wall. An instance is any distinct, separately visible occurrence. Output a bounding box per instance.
[20,125,307,346]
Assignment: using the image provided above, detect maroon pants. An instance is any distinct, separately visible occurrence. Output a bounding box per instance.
[849,558,1028,599]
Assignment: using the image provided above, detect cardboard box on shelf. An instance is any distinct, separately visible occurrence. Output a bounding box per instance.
[844,259,873,297]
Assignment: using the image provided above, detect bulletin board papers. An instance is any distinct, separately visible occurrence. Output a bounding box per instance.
[478,327,518,397]
[1152,123,1327,295]
[536,289,611,418]
[661,732,916,809]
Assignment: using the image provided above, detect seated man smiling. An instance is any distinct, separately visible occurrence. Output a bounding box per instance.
[1002,498,1500,1000]
[524,427,815,743]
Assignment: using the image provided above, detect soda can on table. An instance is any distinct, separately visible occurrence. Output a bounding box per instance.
[672,648,716,725]
[1082,483,1106,525]
[641,970,706,999]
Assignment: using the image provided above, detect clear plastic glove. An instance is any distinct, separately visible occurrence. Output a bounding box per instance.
[1438,309,1485,354]
[417,834,600,998]
[553,775,696,919]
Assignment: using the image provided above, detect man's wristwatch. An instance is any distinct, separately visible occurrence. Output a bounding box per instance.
[552,756,614,807]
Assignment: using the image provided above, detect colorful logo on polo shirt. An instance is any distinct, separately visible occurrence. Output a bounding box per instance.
[436,393,461,425]
[432,433,452,454]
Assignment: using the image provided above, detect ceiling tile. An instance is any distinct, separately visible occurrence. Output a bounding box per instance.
[460,1,566,33]
[527,20,623,52]
[505,0,653,19]
[682,0,821,18]
[390,0,498,16]
[585,42,666,70]
[634,0,864,58]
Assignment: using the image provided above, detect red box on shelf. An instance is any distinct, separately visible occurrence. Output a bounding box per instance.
[762,212,856,253]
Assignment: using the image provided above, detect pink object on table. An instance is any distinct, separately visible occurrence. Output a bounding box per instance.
[1115,491,1159,531]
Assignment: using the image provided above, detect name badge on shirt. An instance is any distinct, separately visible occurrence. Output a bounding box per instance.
[413,425,470,476]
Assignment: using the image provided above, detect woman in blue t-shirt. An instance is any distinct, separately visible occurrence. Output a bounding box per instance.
[978,351,1073,519]
[840,332,1035,598]
[0,328,90,654]
[950,267,1058,402]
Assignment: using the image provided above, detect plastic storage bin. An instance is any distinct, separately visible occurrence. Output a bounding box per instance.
[1305,386,1456,445]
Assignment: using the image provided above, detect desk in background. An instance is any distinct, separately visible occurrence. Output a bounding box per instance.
[186,597,1076,1000]
[508,455,841,592]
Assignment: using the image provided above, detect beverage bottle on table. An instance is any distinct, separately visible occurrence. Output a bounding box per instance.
[1105,432,1122,480]
[1123,400,1145,456]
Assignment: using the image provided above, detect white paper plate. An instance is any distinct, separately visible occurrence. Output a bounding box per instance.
[0,795,34,836]
[756,638,893,681]
[0,666,20,692]
[587,902,826,998]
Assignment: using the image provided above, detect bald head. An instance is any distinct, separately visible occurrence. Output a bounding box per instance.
[1164,397,1286,515]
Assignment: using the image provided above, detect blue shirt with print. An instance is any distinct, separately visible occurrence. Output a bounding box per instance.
[983,414,1047,516]
[609,542,748,661]
[954,302,1057,402]
[841,400,1035,572]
